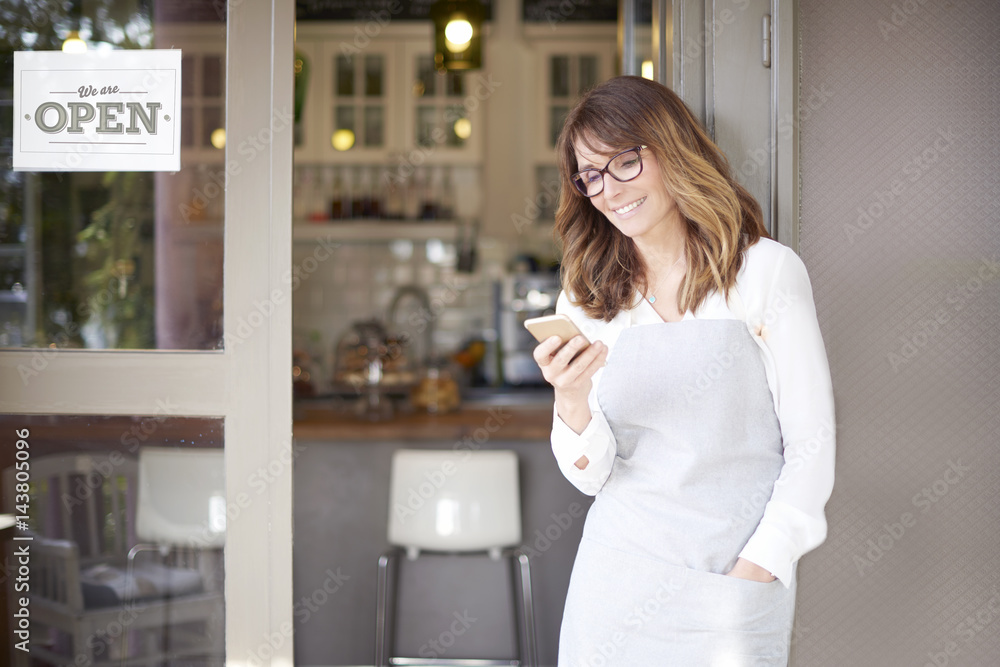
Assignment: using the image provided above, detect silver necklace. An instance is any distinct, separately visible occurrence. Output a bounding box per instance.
[646,254,685,304]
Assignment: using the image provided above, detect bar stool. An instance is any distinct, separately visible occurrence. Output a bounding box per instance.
[375,449,537,667]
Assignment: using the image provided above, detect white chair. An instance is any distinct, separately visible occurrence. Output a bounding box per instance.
[375,449,537,667]
[1,449,225,667]
[121,445,227,665]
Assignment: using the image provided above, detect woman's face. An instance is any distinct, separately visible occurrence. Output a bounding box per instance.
[573,138,681,242]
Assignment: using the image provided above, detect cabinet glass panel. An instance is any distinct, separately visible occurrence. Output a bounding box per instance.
[550,105,569,147]
[416,55,436,97]
[202,106,224,148]
[446,105,468,147]
[364,55,384,97]
[416,106,437,146]
[579,55,598,94]
[364,106,384,147]
[181,104,195,147]
[550,55,570,97]
[335,55,354,96]
[446,70,464,96]
[0,1,227,350]
[0,414,226,666]
[335,106,356,137]
[181,56,195,97]
[202,55,223,98]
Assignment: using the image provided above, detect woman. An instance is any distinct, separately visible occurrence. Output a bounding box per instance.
[533,76,836,665]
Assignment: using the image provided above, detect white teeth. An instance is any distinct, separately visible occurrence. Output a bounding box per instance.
[615,197,646,215]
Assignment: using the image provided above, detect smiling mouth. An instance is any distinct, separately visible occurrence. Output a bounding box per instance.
[614,196,646,215]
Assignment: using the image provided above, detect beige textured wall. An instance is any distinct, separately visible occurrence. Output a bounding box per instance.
[794,0,1000,664]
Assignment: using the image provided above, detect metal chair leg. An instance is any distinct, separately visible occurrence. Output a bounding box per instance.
[512,549,538,667]
[378,547,536,667]
[375,548,401,667]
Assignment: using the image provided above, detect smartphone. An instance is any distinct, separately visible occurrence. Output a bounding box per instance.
[523,314,590,345]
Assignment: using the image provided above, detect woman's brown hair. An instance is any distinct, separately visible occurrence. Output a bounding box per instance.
[554,75,768,321]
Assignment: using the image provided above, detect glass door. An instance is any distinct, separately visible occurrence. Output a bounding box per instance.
[0,1,294,664]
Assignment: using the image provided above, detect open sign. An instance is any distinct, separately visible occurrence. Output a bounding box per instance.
[32,101,162,135]
[13,50,181,172]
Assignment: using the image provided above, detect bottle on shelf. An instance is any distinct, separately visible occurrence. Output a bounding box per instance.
[421,166,440,220]
[350,166,364,219]
[404,167,424,221]
[383,166,405,220]
[330,167,345,220]
[320,167,335,221]
[369,166,383,220]
[358,167,374,219]
[439,166,456,221]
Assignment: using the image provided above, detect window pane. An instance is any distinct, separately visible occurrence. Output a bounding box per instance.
[416,55,435,97]
[550,55,570,97]
[446,105,467,147]
[364,106,384,147]
[364,55,383,97]
[203,55,223,98]
[335,105,356,134]
[202,106,224,148]
[0,1,226,350]
[335,55,354,96]
[550,105,570,147]
[446,70,464,97]
[182,55,195,97]
[416,106,437,147]
[181,104,195,146]
[0,414,226,666]
[579,55,598,94]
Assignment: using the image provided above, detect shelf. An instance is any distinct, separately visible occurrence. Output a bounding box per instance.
[0,244,26,257]
[0,290,28,303]
[292,220,460,243]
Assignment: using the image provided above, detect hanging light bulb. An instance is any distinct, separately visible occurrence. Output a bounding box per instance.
[62,30,87,53]
[430,0,484,71]
[444,18,473,53]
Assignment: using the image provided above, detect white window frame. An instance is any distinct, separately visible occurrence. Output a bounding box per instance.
[0,2,295,664]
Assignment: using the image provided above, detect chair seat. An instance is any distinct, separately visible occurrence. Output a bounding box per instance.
[80,561,205,609]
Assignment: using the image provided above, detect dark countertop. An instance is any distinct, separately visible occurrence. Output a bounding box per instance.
[293,389,556,441]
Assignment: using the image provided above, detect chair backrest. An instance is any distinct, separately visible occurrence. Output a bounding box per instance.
[388,449,521,553]
[136,446,226,549]
[2,452,137,560]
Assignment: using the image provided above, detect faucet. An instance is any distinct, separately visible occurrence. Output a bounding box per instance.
[387,285,434,367]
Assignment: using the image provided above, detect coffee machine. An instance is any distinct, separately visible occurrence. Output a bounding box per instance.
[484,273,562,386]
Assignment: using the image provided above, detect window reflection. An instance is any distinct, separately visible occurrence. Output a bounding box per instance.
[0,0,226,350]
[0,413,226,666]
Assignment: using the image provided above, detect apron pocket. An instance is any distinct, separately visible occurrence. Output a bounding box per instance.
[672,566,796,662]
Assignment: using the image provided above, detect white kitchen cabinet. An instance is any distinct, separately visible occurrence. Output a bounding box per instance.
[157,25,227,166]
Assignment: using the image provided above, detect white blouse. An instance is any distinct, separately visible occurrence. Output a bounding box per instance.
[550,236,836,587]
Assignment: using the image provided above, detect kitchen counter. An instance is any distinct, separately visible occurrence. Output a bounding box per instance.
[293,390,556,441]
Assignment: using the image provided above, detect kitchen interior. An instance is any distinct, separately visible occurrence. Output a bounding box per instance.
[284,4,641,664]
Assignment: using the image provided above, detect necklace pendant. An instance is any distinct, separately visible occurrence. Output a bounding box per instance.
[647,295,656,303]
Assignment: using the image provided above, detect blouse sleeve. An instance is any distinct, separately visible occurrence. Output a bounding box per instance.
[737,246,837,587]
[549,291,618,496]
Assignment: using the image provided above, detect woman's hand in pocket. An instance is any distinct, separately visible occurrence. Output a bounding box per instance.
[725,557,776,583]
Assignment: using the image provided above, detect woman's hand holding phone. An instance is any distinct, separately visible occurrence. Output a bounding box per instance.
[527,315,608,467]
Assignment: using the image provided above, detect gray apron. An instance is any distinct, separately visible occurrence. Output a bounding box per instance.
[558,299,797,666]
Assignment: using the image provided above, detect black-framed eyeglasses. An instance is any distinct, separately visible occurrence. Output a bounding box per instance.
[570,145,646,197]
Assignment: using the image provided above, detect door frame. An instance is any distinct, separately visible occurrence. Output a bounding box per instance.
[0,1,296,663]
[670,0,798,249]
